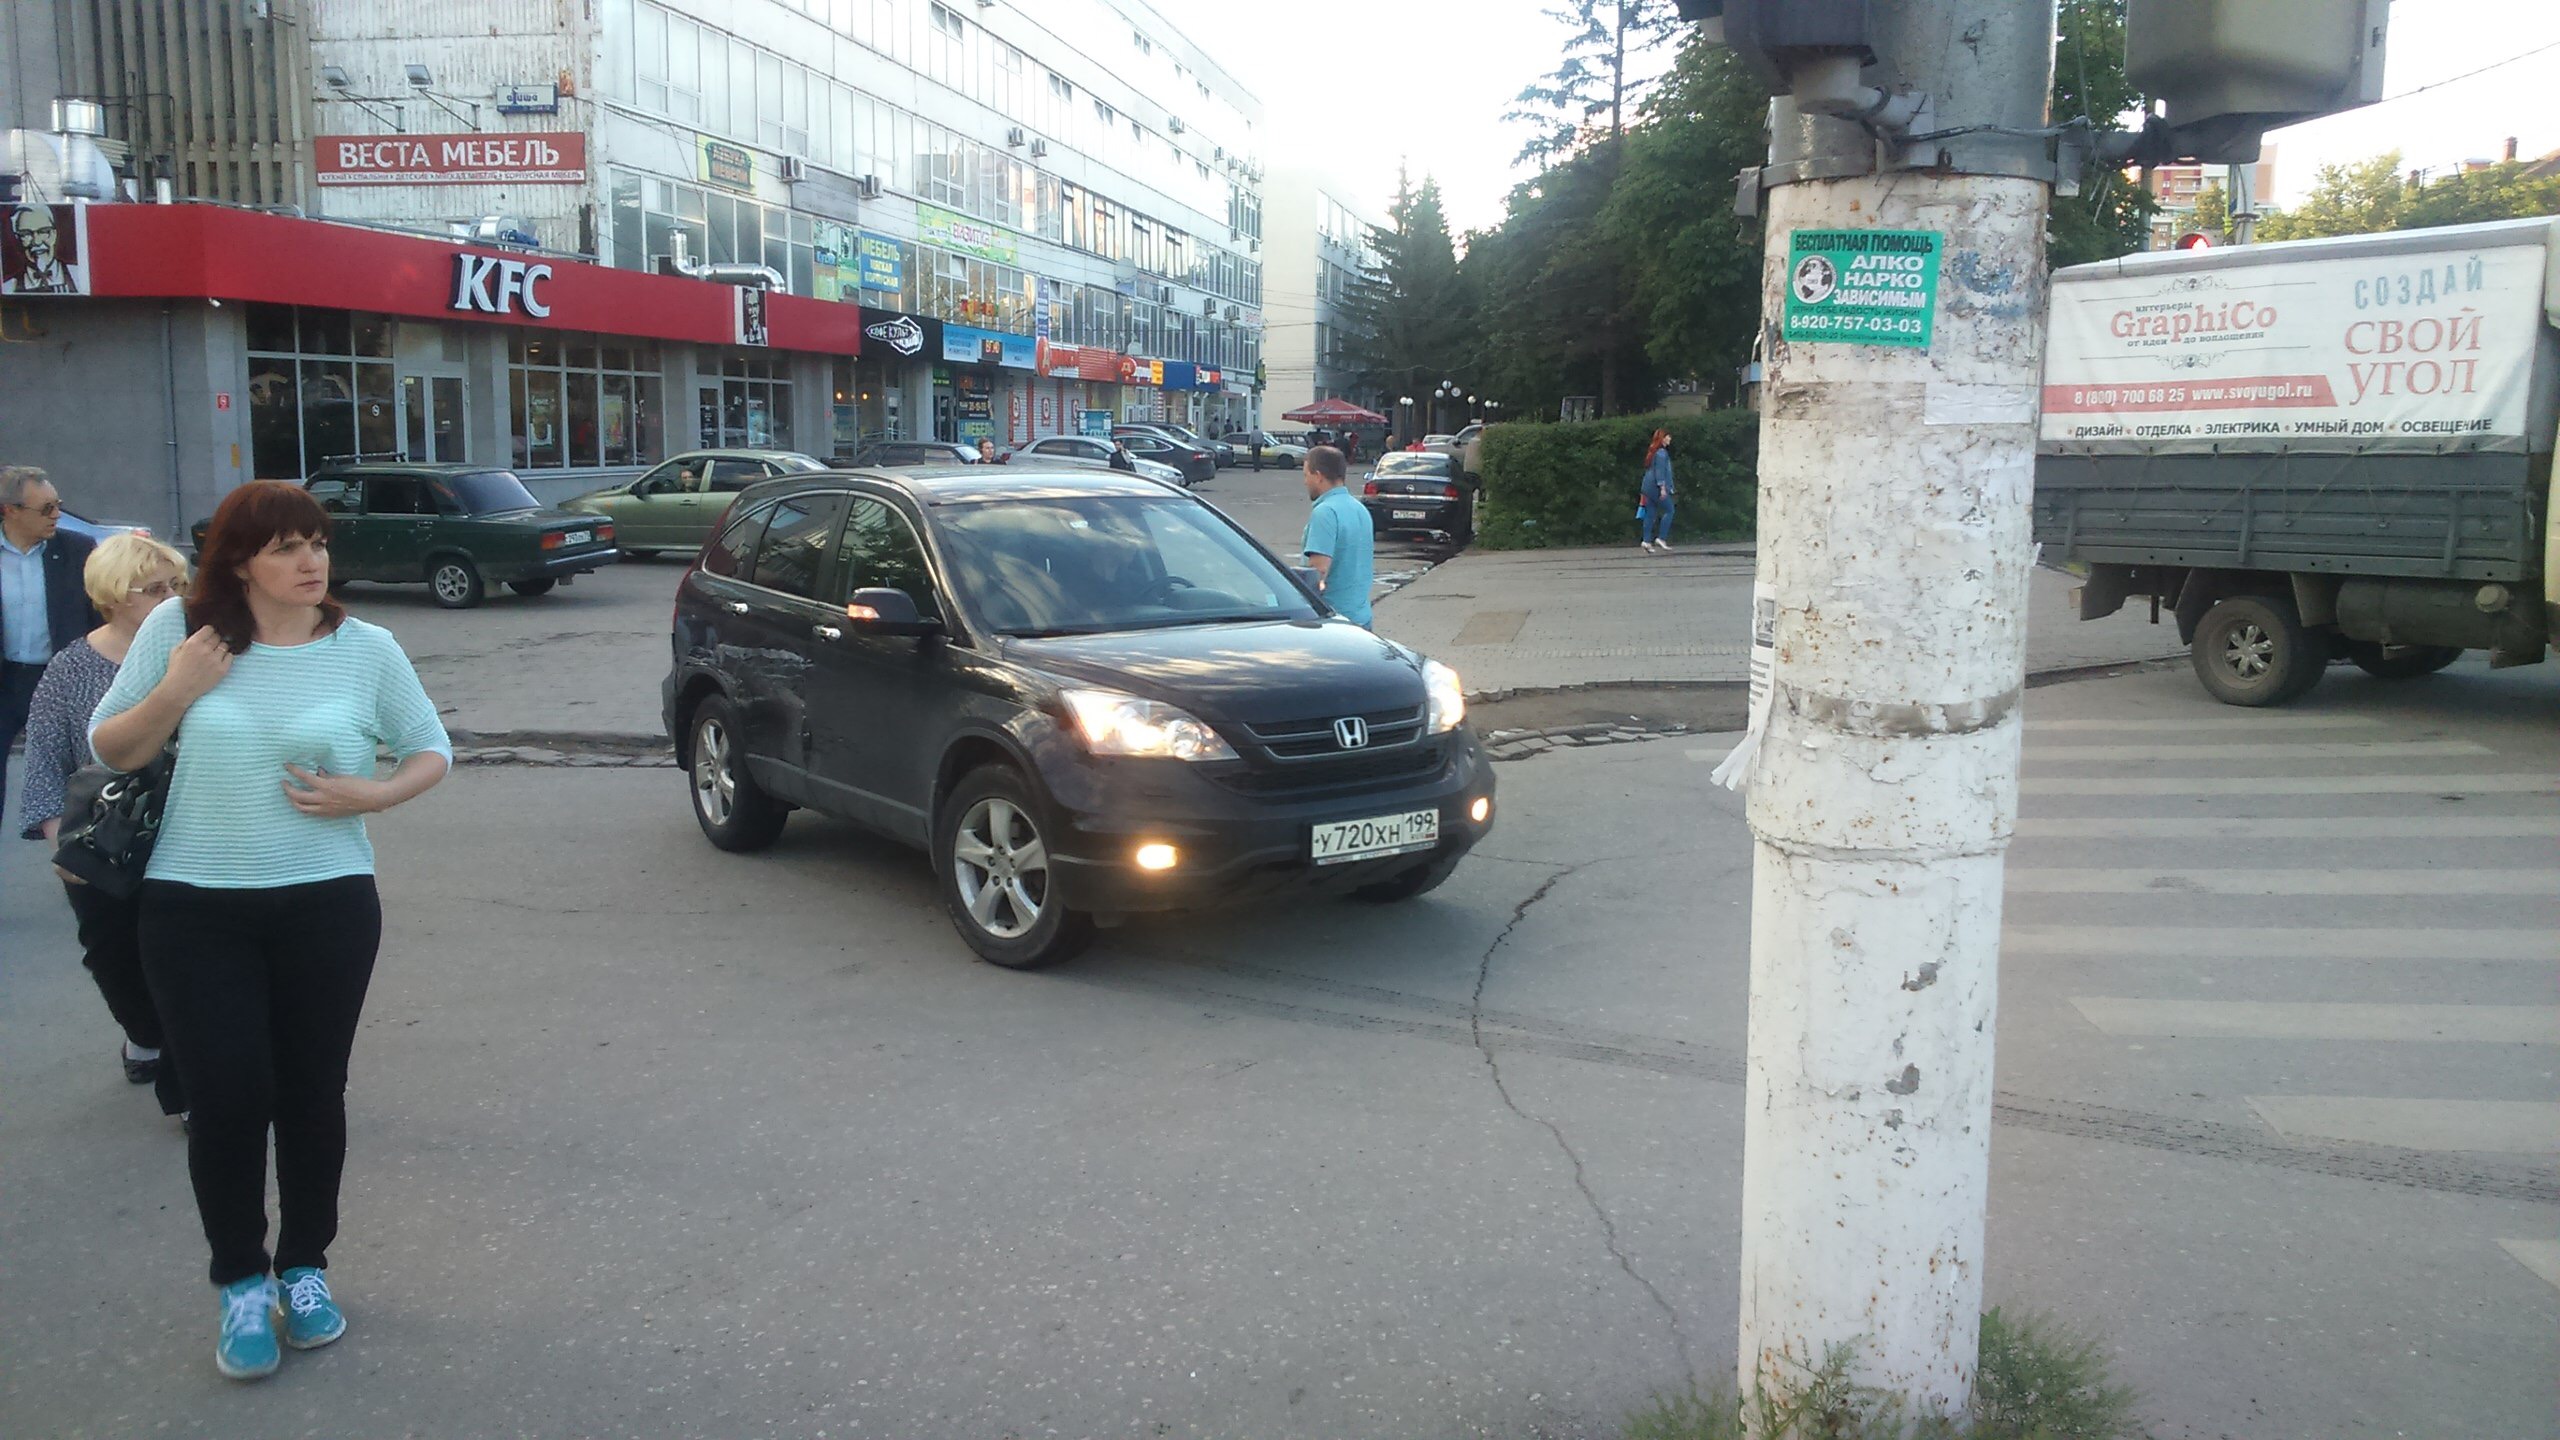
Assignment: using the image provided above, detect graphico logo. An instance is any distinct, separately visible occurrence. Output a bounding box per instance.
[864,315,925,356]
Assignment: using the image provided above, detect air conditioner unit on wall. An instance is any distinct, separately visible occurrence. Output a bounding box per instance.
[1201,296,1217,317]
[1155,283,1174,304]
[1006,127,1027,148]
[1168,117,1185,134]
[1029,138,1048,158]
[778,155,806,182]
[856,174,883,199]
[1224,305,1240,321]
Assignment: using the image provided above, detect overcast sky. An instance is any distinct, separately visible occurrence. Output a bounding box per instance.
[1176,1,2560,235]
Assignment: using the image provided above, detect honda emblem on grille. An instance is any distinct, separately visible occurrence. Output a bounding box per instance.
[1333,716,1370,750]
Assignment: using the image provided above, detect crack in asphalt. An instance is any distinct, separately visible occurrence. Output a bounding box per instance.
[1467,861,1700,1392]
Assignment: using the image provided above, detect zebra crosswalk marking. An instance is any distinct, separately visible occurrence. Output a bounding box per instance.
[2007,868,2556,896]
[2002,926,2557,962]
[2070,998,2560,1044]
[2025,740,2494,761]
[2015,816,2560,839]
[2243,1096,2560,1154]
[2020,773,2558,796]
[2497,1239,2560,1293]
[2026,716,2385,732]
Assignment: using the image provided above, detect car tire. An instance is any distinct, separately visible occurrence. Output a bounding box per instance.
[936,765,1093,969]
[687,695,787,852]
[1351,849,1464,903]
[428,557,485,609]
[2346,641,2462,679]
[507,578,558,597]
[2190,593,2324,706]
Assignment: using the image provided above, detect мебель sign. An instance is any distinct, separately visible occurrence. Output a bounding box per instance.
[317,133,587,185]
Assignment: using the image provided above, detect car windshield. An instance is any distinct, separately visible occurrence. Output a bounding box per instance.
[448,470,542,513]
[1374,454,1454,476]
[935,493,1318,637]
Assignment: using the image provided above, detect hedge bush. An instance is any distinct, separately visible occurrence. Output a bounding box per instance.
[1475,408,1760,550]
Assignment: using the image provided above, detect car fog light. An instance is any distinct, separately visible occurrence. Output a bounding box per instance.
[1469,796,1491,824]
[1135,843,1179,871]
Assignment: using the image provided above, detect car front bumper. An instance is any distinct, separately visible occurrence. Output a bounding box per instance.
[1039,735,1496,914]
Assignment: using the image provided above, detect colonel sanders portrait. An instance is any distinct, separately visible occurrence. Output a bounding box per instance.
[2,204,86,295]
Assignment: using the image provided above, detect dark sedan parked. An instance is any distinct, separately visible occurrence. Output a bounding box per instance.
[664,466,1493,967]
[1360,451,1479,547]
[1111,429,1216,487]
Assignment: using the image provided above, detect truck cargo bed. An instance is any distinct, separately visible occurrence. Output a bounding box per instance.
[2034,450,2544,583]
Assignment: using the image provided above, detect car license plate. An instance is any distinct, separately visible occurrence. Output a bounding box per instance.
[1311,808,1441,865]
[1392,509,1427,520]
[561,529,592,546]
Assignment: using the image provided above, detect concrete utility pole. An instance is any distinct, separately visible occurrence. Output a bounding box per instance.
[1699,0,2058,1420]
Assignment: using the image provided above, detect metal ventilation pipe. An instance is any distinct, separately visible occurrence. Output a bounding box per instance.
[664,231,788,294]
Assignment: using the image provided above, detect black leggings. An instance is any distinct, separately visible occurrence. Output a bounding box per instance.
[139,876,381,1286]
[61,881,187,1116]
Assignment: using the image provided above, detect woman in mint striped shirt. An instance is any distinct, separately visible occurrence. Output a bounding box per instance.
[92,481,450,1382]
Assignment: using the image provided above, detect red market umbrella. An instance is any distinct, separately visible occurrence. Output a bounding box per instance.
[1281,397,1387,425]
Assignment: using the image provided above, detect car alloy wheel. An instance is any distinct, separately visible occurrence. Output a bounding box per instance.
[951,796,1049,941]
[429,559,483,608]
[694,717,737,829]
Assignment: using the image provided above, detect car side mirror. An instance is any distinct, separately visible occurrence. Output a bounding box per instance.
[846,587,941,637]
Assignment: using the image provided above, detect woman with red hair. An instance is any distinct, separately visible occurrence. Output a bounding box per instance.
[91,480,450,1381]
[1639,429,1676,552]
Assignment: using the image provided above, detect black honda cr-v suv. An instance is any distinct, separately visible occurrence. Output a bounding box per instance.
[663,466,1495,967]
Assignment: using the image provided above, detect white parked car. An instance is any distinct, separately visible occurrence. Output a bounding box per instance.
[1007,434,1191,488]
[1220,431,1308,466]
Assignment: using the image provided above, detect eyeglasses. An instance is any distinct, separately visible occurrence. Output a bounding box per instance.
[6,501,62,517]
[130,579,184,599]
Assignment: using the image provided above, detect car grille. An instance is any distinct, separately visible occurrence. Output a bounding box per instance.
[1206,741,1445,797]
[1242,705,1427,760]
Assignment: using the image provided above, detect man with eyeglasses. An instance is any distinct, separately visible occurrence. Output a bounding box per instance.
[2,465,100,822]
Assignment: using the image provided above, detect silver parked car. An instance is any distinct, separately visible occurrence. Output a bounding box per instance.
[1007,434,1190,488]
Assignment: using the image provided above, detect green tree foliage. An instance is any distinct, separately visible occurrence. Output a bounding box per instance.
[1601,37,1770,394]
[2049,0,2157,267]
[1505,0,1682,166]
[1463,157,1659,422]
[2187,181,2231,245]
[1338,172,1471,414]
[2255,150,2560,239]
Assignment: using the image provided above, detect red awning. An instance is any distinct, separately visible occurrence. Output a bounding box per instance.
[1282,397,1386,424]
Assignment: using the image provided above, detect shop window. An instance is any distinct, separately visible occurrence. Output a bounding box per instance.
[246,306,397,478]
[510,330,665,471]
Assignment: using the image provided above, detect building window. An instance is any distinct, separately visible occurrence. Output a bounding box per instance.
[1048,72,1072,102]
[510,332,665,471]
[930,1,965,39]
[715,352,794,449]
[245,304,395,479]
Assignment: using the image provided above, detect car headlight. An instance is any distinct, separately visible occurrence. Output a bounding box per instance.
[1062,689,1238,761]
[1423,659,1466,733]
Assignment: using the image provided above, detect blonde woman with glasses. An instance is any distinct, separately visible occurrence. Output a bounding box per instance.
[19,531,193,1120]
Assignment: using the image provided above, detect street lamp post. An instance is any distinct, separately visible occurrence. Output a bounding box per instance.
[1434,380,1461,434]
[1400,395,1415,442]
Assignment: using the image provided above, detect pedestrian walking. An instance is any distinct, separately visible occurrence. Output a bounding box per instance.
[90,480,452,1383]
[1300,445,1375,629]
[1249,433,1266,471]
[2,464,102,823]
[1343,430,1362,464]
[20,533,194,1119]
[1638,429,1676,553]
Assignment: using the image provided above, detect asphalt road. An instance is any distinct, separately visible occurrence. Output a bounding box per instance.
[4,657,2552,1439]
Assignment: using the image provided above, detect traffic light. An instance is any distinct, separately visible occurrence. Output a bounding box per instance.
[2122,0,2389,163]
[1671,0,1877,93]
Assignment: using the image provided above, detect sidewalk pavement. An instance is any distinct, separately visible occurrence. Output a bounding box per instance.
[1375,543,2186,697]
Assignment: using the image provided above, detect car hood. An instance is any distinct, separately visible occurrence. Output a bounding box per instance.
[1003,620,1424,727]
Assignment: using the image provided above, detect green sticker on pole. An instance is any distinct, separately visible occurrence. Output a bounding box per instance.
[1782,229,1942,348]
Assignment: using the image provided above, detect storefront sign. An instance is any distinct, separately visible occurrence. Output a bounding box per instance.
[953,369,995,442]
[450,251,554,318]
[736,287,770,347]
[1781,228,1941,349]
[1118,355,1166,387]
[698,139,755,191]
[316,133,586,186]
[919,204,1017,265]
[2,202,89,295]
[495,83,561,115]
[1079,408,1116,439]
[856,232,904,293]
[1034,277,1054,343]
[860,309,938,360]
[943,322,1035,370]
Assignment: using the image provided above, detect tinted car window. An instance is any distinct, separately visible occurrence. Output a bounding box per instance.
[751,492,849,598]
[708,459,767,493]
[365,477,425,515]
[835,497,941,620]
[936,494,1313,636]
[449,470,540,512]
[701,500,776,579]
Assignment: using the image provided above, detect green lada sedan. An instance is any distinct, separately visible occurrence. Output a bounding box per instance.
[193,464,619,609]
[559,448,825,558]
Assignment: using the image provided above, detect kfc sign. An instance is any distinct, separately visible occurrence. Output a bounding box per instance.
[451,252,554,318]
[317,133,588,186]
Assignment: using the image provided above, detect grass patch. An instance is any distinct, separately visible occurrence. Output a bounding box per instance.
[1624,1309,2142,1439]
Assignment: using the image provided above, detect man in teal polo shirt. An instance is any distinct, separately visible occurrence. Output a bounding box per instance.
[1299,445,1374,628]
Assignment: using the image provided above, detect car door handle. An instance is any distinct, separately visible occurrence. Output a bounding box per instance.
[723,601,749,615]
[812,625,844,642]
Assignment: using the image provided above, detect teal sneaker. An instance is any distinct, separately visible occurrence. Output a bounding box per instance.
[213,1275,280,1380]
[277,1267,347,1350]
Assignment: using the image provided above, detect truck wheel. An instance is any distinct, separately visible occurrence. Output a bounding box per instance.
[2191,593,2324,706]
[2347,641,2462,679]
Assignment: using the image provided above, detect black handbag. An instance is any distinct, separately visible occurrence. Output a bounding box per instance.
[50,750,175,899]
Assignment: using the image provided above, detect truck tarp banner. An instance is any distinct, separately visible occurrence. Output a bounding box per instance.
[2040,238,2548,455]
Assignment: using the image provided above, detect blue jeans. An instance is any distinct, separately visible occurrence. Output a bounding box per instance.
[1641,496,1674,543]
